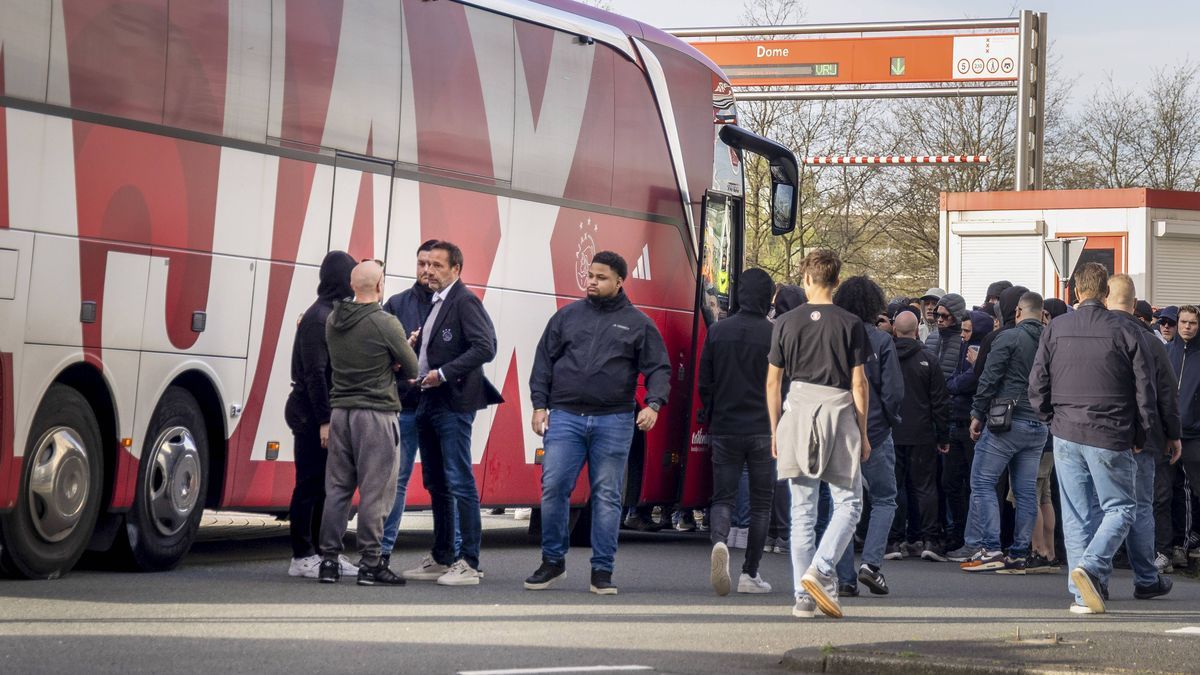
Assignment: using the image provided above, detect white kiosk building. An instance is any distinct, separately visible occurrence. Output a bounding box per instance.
[940,188,1200,307]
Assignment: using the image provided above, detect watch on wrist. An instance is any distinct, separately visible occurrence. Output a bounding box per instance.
[648,402,661,413]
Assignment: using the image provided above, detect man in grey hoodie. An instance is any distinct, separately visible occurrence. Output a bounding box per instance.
[318,261,419,586]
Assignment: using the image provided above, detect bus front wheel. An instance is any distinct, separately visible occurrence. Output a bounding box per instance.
[118,387,208,572]
[0,384,104,579]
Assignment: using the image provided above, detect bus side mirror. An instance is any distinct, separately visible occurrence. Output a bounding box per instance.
[771,177,797,236]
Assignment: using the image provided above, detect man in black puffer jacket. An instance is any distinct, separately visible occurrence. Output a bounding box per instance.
[925,292,966,380]
[283,250,358,580]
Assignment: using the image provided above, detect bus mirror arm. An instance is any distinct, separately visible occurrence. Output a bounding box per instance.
[717,124,800,236]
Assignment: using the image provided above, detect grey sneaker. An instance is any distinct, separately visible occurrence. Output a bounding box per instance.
[710,542,731,596]
[436,559,482,586]
[1154,551,1174,574]
[801,566,843,619]
[402,555,451,581]
[946,545,976,563]
[792,596,816,618]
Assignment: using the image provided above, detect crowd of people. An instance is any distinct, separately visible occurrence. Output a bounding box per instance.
[280,240,1200,619]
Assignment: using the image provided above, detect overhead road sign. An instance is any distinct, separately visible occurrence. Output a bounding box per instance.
[691,34,1019,87]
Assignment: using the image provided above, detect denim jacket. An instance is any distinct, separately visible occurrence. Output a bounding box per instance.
[972,319,1043,423]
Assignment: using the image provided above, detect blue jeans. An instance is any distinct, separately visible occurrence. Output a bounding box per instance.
[380,411,461,556]
[417,400,480,570]
[1127,449,1158,587]
[540,409,635,573]
[837,435,895,583]
[1054,437,1137,604]
[790,473,862,600]
[964,419,1046,557]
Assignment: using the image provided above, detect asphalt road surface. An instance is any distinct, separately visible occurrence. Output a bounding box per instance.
[1,511,1199,674]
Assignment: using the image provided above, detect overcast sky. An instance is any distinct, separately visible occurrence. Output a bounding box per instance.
[606,0,1198,102]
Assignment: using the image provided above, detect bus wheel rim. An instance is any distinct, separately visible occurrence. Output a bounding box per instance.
[146,426,201,537]
[27,426,91,543]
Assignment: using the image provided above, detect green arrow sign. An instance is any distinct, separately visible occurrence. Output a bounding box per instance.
[890,57,906,76]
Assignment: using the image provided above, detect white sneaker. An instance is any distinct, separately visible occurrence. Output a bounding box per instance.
[288,555,321,578]
[738,572,772,594]
[338,555,359,575]
[1069,603,1096,615]
[729,527,747,550]
[402,555,451,581]
[437,559,482,586]
[513,507,533,521]
[710,542,731,596]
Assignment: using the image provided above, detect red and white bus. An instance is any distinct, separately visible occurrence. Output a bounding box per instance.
[0,0,797,578]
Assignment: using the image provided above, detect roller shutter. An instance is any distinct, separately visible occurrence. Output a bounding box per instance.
[958,236,1044,304]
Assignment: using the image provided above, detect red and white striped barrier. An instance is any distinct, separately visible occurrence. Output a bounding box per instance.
[802,155,990,165]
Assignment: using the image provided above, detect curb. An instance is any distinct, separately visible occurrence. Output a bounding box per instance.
[784,648,1023,675]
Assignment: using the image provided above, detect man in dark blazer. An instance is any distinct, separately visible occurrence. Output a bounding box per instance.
[399,241,501,586]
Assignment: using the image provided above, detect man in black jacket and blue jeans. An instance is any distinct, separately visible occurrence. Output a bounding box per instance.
[1029,263,1159,614]
[698,268,776,597]
[954,292,1048,574]
[525,251,671,595]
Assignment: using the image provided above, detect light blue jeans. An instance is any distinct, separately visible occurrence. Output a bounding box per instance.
[790,473,862,600]
[540,409,636,573]
[1126,449,1159,587]
[964,418,1047,557]
[1054,437,1137,604]
[837,435,895,584]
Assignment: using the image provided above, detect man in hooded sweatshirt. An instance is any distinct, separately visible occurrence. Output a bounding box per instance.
[284,250,360,579]
[954,292,1048,574]
[833,276,904,597]
[974,285,1028,379]
[317,261,419,586]
[925,293,966,381]
[942,309,994,556]
[698,268,777,596]
[889,311,950,561]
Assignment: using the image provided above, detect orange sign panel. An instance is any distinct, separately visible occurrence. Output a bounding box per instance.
[691,33,1019,86]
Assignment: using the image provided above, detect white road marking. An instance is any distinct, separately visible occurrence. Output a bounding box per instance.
[458,662,652,667]
[1165,626,1200,635]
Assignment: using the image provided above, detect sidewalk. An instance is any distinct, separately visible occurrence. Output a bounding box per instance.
[785,630,1200,674]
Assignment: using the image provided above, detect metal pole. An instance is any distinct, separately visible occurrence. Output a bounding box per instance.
[1015,10,1034,191]
[1033,12,1048,190]
[736,86,1018,101]
[665,17,1021,38]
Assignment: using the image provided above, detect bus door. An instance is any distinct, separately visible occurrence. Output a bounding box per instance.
[675,192,742,508]
[0,229,32,510]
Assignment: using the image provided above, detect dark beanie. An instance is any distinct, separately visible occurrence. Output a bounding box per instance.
[986,280,1013,301]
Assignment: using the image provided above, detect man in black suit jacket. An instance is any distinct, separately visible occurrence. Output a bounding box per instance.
[399,241,502,586]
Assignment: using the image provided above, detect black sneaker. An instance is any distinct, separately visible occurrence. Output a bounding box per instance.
[318,558,340,583]
[884,541,904,560]
[838,583,860,597]
[358,562,406,586]
[996,555,1027,574]
[524,561,566,590]
[920,540,949,562]
[1070,566,1106,613]
[857,563,889,595]
[1025,553,1059,574]
[380,553,390,569]
[590,569,618,595]
[1134,574,1174,600]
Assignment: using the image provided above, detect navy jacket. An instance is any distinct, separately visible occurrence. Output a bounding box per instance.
[384,282,433,410]
[1115,311,1180,452]
[530,290,671,416]
[1168,334,1200,442]
[1029,300,1156,451]
[864,323,904,448]
[415,280,503,412]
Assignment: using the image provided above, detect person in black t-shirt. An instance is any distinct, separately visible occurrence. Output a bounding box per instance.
[766,249,871,621]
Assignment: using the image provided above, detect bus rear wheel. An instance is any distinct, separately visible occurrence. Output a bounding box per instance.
[0,384,103,579]
[118,387,208,572]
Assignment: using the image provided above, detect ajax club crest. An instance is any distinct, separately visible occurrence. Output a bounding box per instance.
[575,218,597,291]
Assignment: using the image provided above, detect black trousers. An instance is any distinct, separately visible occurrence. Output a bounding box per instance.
[768,479,790,541]
[289,424,327,558]
[942,421,975,549]
[709,434,775,576]
[891,443,940,543]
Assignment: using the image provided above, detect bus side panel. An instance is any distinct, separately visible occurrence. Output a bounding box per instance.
[677,318,713,509]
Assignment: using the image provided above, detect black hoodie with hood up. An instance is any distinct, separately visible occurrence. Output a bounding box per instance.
[698,268,776,435]
[973,285,1028,379]
[892,336,950,446]
[284,251,356,432]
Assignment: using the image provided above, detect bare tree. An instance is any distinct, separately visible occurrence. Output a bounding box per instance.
[1072,76,1151,188]
[1143,62,1200,190]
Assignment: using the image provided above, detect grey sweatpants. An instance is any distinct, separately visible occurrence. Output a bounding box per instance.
[319,408,401,567]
